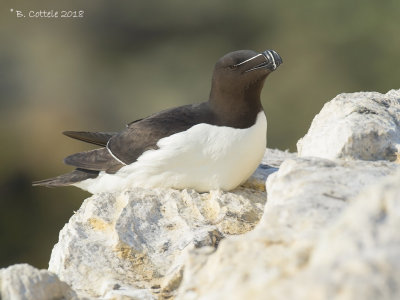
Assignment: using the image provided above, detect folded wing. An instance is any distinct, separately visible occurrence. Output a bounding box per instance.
[63,131,116,147]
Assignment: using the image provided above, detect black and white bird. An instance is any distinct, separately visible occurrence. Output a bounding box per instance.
[33,49,282,194]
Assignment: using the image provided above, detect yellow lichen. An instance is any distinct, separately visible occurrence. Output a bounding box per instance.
[88,217,111,231]
[113,242,155,281]
[240,179,266,191]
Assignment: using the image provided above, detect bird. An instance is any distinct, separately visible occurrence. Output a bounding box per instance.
[33,49,282,194]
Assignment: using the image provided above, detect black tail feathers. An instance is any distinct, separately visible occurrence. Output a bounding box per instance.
[32,168,99,187]
[62,131,116,147]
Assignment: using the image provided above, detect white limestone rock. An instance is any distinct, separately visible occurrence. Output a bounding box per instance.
[0,264,77,300]
[48,149,291,299]
[297,89,400,161]
[175,157,399,300]
[48,190,264,298]
[271,168,400,300]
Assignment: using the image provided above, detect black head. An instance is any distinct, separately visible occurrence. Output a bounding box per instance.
[211,50,282,97]
[219,49,282,73]
[209,49,282,126]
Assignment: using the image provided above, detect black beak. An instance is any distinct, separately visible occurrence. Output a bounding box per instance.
[235,50,283,73]
[261,50,283,71]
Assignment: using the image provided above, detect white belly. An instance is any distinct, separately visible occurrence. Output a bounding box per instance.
[75,111,267,193]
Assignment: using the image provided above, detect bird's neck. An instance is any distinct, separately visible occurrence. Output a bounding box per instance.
[208,82,264,128]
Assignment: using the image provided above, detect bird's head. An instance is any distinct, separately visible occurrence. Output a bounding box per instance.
[210,49,283,101]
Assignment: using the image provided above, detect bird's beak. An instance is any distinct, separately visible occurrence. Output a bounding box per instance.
[235,50,283,73]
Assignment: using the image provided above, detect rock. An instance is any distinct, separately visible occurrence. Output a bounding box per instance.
[297,89,400,161]
[274,168,400,300]
[48,189,263,298]
[48,149,292,299]
[175,157,399,300]
[243,149,297,191]
[0,264,77,300]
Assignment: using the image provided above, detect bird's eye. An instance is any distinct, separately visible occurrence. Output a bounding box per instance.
[229,64,237,70]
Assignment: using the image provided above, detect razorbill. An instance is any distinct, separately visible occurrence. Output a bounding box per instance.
[33,49,283,193]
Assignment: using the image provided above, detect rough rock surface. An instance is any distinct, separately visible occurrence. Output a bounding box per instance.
[0,264,77,300]
[276,168,400,300]
[297,89,400,161]
[176,158,399,300]
[48,149,291,299]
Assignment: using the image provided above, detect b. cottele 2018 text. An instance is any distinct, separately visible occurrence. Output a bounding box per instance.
[15,10,85,18]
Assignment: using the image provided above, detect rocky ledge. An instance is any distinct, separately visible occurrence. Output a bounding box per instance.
[1,89,399,300]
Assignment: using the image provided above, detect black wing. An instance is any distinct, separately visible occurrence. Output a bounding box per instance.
[108,102,215,164]
[64,147,123,174]
[34,102,215,186]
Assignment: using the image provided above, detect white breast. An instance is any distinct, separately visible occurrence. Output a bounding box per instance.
[75,111,267,194]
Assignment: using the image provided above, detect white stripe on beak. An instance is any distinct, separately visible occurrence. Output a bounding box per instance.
[233,53,263,68]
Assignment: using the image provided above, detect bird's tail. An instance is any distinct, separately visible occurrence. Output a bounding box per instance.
[32,168,99,187]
